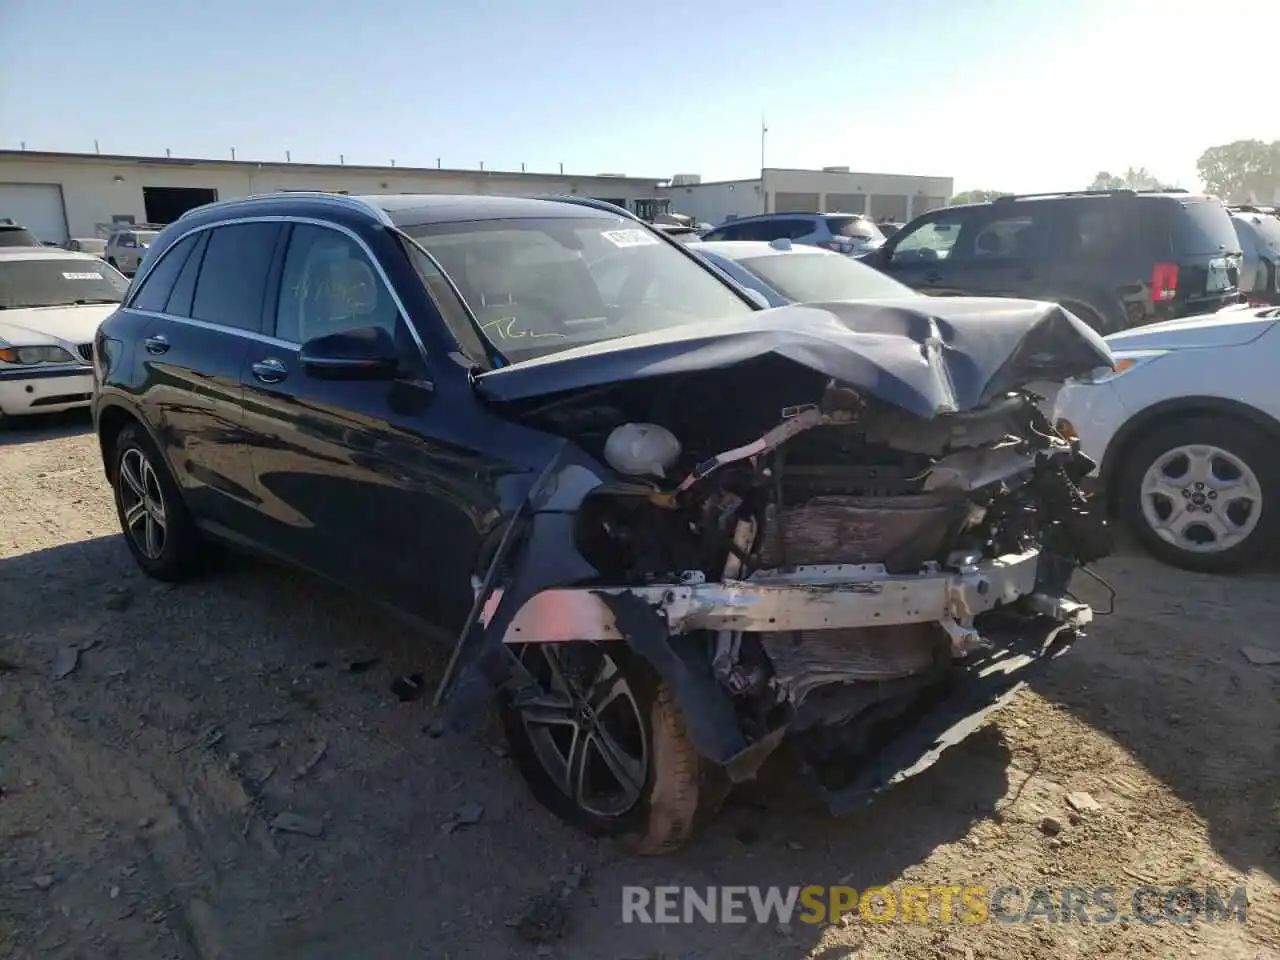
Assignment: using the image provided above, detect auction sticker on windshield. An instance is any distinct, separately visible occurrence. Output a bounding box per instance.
[62,272,105,280]
[602,229,659,248]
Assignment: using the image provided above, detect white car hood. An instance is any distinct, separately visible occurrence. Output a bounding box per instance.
[0,304,117,347]
[1106,309,1278,352]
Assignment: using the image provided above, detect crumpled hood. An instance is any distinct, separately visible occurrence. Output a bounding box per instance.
[0,305,117,348]
[1105,308,1279,352]
[476,297,1112,420]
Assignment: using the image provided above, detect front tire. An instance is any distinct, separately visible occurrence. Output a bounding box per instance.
[110,423,205,581]
[500,642,702,855]
[1117,416,1278,572]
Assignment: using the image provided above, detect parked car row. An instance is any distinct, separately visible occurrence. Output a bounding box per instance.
[683,195,1280,574]
[694,189,1278,334]
[0,245,129,423]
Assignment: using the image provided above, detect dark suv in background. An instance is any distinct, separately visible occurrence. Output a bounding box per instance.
[859,189,1245,333]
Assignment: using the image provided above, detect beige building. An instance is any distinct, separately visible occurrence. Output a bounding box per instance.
[660,166,954,226]
[0,150,670,244]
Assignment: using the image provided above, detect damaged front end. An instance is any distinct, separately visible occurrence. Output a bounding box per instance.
[440,298,1114,835]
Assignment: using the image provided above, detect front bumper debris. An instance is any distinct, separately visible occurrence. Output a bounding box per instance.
[814,616,1078,815]
[480,549,1089,644]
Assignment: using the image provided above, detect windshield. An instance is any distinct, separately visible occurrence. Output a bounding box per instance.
[826,216,885,242]
[733,251,919,303]
[404,217,754,362]
[0,259,129,309]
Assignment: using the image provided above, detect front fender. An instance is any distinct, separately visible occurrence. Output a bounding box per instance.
[439,442,750,769]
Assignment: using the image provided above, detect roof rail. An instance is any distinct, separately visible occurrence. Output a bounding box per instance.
[536,194,644,222]
[992,187,1188,202]
[1228,203,1277,214]
[175,191,393,225]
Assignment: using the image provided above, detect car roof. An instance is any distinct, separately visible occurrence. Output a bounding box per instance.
[175,192,630,232]
[938,190,1220,216]
[0,247,105,263]
[692,240,836,260]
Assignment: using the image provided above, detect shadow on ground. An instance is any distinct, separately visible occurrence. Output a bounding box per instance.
[0,533,1014,959]
[0,409,94,447]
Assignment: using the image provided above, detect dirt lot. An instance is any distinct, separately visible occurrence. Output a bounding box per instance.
[1,413,1277,960]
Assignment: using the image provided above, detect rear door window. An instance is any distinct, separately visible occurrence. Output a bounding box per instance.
[190,222,283,332]
[969,211,1051,260]
[163,232,210,317]
[129,234,198,312]
[1069,204,1131,260]
[1172,200,1242,256]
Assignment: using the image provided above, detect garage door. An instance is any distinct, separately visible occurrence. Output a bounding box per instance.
[0,183,68,244]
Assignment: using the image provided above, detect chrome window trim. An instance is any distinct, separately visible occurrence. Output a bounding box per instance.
[126,215,430,364]
[128,309,301,349]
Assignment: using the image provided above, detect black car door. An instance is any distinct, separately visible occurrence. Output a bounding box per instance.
[236,221,492,631]
[130,223,281,528]
[874,208,977,296]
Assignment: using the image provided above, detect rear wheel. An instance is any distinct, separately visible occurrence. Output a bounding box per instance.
[1118,416,1278,572]
[500,642,702,854]
[110,423,206,581]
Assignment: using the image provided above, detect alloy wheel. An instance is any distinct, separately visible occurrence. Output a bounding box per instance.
[1139,443,1262,554]
[118,448,168,560]
[518,645,649,819]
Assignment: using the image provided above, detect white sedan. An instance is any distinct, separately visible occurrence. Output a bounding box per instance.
[1052,304,1280,572]
[0,248,129,423]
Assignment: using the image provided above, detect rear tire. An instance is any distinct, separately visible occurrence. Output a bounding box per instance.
[500,642,702,855]
[110,423,205,581]
[1117,416,1278,572]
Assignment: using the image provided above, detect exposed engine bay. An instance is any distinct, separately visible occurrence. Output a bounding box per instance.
[445,300,1116,814]
[466,352,1111,796]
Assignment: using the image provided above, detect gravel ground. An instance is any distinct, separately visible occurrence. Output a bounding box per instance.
[1,412,1278,960]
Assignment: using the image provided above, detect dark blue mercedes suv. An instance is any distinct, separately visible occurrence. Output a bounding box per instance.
[92,191,1111,853]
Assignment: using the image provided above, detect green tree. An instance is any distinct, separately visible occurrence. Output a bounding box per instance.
[1196,140,1280,201]
[1088,167,1173,191]
[949,189,1010,205]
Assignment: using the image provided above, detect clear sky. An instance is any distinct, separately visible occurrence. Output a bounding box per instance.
[2,0,1277,193]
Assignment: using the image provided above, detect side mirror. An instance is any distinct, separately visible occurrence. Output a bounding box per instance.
[299,325,400,380]
[741,287,771,309]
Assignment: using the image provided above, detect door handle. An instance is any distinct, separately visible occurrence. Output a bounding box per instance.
[144,334,169,355]
[924,272,942,283]
[251,357,288,384]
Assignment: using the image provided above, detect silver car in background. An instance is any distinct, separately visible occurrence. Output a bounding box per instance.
[104,226,162,276]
